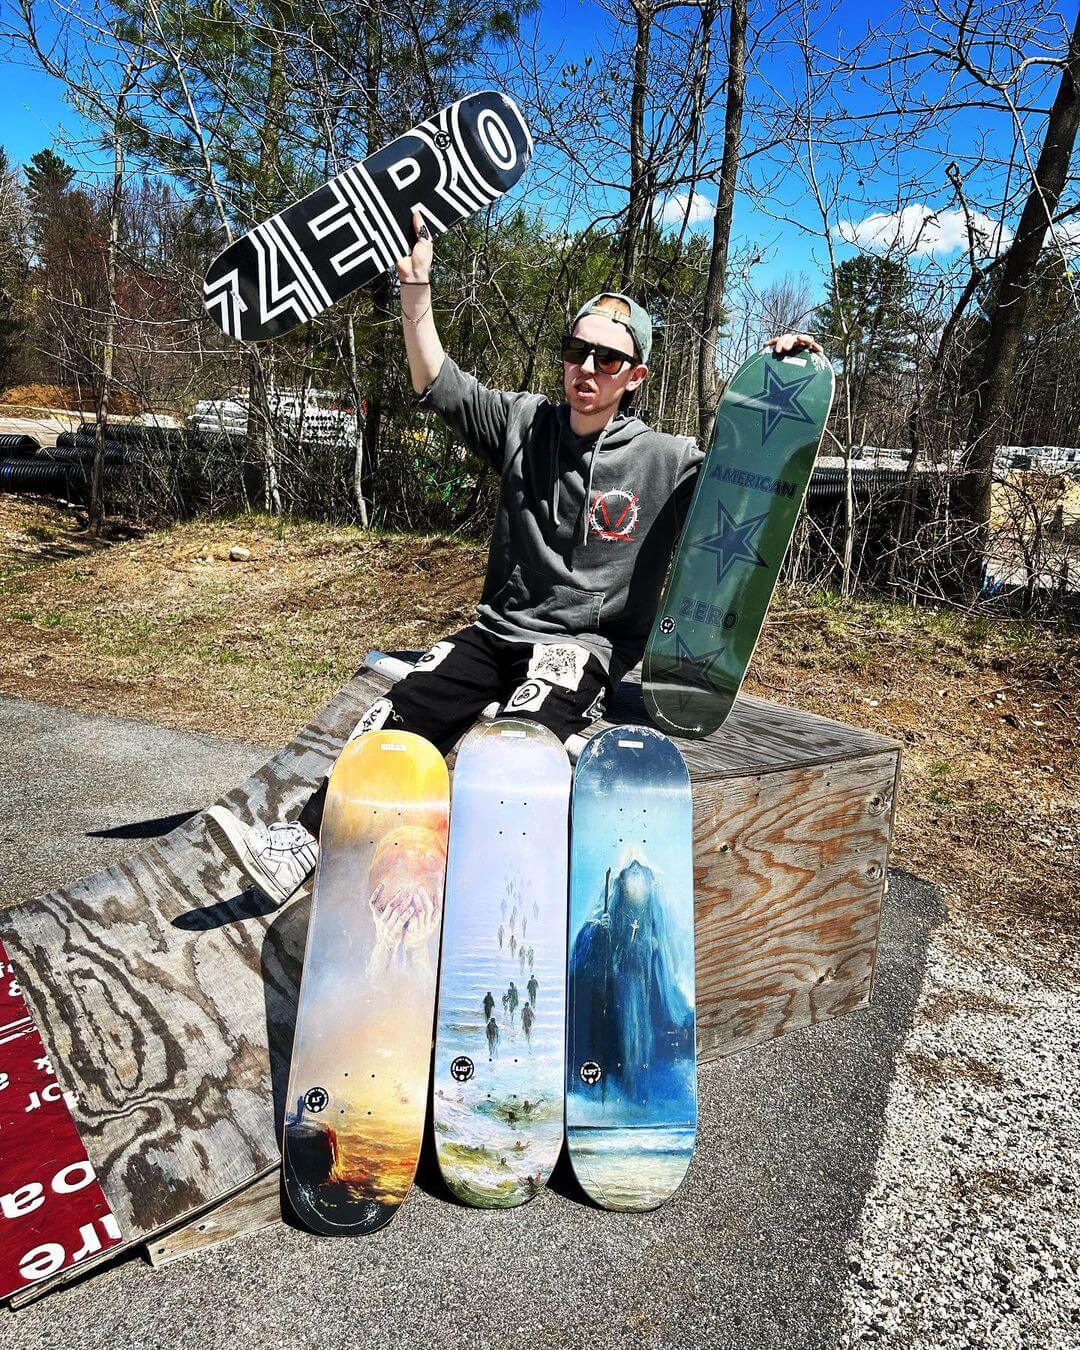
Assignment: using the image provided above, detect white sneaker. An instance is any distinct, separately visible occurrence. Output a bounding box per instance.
[204,805,318,906]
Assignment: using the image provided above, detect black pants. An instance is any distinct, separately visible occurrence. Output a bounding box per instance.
[300,625,611,834]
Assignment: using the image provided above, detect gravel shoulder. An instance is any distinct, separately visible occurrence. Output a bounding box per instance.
[840,899,1079,1349]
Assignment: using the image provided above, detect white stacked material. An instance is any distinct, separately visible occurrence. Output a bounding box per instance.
[189,398,248,436]
[186,390,359,445]
[996,446,1080,475]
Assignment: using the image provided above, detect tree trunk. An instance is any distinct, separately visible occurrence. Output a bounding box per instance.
[696,0,747,443]
[246,6,289,514]
[355,14,386,519]
[620,0,653,290]
[344,313,369,527]
[957,12,1080,582]
[90,84,129,536]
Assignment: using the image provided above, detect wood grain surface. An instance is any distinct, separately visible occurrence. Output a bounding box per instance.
[693,751,899,1063]
[0,673,381,1293]
[0,668,898,1296]
[147,1170,281,1268]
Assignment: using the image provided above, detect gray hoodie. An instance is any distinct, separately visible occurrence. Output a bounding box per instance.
[420,356,703,685]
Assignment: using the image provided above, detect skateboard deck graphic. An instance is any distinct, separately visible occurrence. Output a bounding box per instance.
[433,721,571,1206]
[204,90,532,341]
[566,726,696,1211]
[283,731,449,1235]
[0,939,121,1299]
[643,347,834,737]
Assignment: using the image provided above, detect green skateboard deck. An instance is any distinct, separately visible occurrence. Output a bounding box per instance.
[282,731,449,1235]
[566,726,696,1211]
[643,347,834,737]
[433,720,571,1207]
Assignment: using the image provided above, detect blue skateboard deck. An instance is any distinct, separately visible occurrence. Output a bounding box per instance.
[566,726,697,1210]
[433,720,571,1206]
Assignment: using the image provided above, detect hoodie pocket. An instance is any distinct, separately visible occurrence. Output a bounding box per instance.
[488,563,604,635]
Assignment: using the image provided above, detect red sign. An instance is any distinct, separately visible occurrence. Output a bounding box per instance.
[0,938,121,1300]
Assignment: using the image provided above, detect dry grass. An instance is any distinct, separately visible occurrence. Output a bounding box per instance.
[1,495,1075,975]
[0,384,146,414]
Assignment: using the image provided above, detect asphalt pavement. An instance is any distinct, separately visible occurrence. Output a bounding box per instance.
[0,695,943,1350]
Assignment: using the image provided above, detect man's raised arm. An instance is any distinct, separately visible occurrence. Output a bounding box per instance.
[398,211,444,395]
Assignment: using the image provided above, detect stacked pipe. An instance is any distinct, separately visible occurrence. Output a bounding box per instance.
[805,465,912,503]
[0,433,40,456]
[40,443,130,465]
[0,418,249,502]
[0,458,90,496]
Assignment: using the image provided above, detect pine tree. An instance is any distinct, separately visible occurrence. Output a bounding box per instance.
[814,255,919,439]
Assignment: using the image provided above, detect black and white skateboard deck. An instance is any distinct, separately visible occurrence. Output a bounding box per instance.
[204,90,532,341]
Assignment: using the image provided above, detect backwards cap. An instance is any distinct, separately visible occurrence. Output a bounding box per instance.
[571,292,652,364]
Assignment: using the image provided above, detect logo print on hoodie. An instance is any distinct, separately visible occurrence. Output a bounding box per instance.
[588,489,640,542]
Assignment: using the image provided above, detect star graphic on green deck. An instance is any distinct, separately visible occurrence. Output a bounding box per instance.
[669,633,723,691]
[758,362,817,441]
[695,501,771,585]
[656,634,727,722]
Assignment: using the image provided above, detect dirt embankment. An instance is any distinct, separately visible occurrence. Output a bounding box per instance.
[1,495,1076,976]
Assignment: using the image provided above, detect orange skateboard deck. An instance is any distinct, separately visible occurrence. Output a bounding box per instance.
[282,731,449,1234]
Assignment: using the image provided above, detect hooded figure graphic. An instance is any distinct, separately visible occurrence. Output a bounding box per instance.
[569,856,693,1108]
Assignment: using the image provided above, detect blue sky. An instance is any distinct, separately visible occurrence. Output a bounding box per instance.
[3,0,1073,315]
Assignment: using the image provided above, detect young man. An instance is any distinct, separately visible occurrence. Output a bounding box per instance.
[207,215,820,902]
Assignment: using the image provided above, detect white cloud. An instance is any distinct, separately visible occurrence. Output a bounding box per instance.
[838,204,1012,259]
[655,191,715,230]
[1049,217,1080,256]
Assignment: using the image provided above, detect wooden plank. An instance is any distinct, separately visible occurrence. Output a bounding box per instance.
[146,1170,281,1268]
[5,1165,276,1310]
[693,750,899,1063]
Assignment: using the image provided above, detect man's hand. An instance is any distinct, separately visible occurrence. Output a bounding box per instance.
[765,332,824,356]
[397,210,433,285]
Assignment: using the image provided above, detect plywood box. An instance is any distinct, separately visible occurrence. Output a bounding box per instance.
[605,681,898,1065]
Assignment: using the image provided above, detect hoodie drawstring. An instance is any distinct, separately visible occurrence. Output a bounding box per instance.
[549,414,614,548]
[578,426,608,545]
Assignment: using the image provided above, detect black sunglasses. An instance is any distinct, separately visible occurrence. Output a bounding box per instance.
[560,335,636,375]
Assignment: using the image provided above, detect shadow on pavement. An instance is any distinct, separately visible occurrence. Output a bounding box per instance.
[88,810,198,840]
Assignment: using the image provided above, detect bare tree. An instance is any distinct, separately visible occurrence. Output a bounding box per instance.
[958,11,1080,578]
[697,0,745,441]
